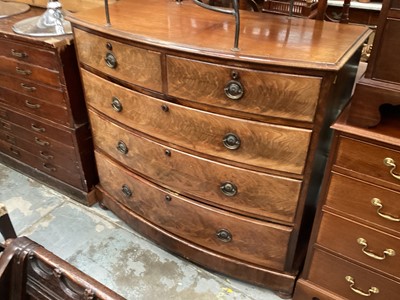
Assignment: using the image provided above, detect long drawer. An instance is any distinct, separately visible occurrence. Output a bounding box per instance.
[335,136,400,189]
[89,110,302,223]
[82,70,311,174]
[0,38,59,70]
[95,151,292,271]
[74,28,162,92]
[167,55,321,123]
[0,140,84,189]
[308,249,399,299]
[325,172,400,233]
[0,56,61,87]
[317,211,400,280]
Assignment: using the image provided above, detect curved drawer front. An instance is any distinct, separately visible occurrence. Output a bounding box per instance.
[95,151,292,271]
[82,70,311,174]
[335,136,400,189]
[0,57,61,88]
[325,172,400,233]
[74,28,162,92]
[89,111,302,223]
[317,212,400,279]
[167,56,321,122]
[0,39,59,70]
[308,249,399,300]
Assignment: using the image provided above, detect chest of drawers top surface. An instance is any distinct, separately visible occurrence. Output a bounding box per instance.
[68,0,370,70]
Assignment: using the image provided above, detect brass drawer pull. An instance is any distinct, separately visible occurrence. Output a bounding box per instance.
[25,100,41,109]
[105,52,117,69]
[40,151,53,160]
[16,67,32,75]
[9,147,20,157]
[11,49,27,58]
[43,163,56,172]
[371,198,400,222]
[220,182,237,197]
[383,157,400,180]
[31,124,45,133]
[111,97,122,112]
[357,237,395,260]
[34,137,49,147]
[216,229,232,243]
[20,83,36,92]
[345,276,379,297]
[121,184,133,198]
[116,140,128,154]
[223,133,241,150]
[224,70,244,100]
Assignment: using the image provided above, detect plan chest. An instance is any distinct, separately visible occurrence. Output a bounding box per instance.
[68,0,370,295]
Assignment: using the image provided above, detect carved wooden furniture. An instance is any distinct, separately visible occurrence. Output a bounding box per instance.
[0,8,97,205]
[68,0,370,296]
[0,236,125,299]
[293,105,400,299]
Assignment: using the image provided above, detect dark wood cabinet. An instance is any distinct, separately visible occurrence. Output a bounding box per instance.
[0,8,97,205]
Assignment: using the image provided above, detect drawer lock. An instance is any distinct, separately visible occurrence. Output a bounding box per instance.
[357,237,396,260]
[345,276,379,297]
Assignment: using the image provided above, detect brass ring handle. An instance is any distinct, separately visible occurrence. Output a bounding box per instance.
[216,229,232,243]
[220,182,238,197]
[25,100,40,109]
[16,67,32,75]
[111,97,122,112]
[31,124,45,133]
[116,140,128,155]
[11,49,27,58]
[105,52,117,69]
[224,80,244,100]
[357,237,396,260]
[383,157,400,180]
[121,184,133,198]
[371,198,400,222]
[20,83,36,92]
[34,137,49,147]
[40,151,53,160]
[43,163,56,172]
[345,276,379,297]
[222,133,241,150]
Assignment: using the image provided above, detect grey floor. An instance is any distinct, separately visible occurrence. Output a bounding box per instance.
[0,163,284,300]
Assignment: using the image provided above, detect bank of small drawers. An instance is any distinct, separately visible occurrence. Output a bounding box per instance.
[294,123,400,298]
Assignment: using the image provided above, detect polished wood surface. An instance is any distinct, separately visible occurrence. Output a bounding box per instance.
[68,0,370,70]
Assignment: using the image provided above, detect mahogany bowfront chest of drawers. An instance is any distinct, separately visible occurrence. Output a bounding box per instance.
[0,8,97,204]
[68,0,370,296]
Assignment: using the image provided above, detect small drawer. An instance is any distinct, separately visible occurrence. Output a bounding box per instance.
[325,172,400,233]
[95,151,292,271]
[89,111,302,223]
[82,70,311,174]
[0,38,59,70]
[335,136,400,189]
[0,73,66,107]
[0,87,69,126]
[0,106,74,145]
[74,28,162,92]
[317,211,400,279]
[308,248,399,300]
[0,141,84,189]
[0,56,61,87]
[167,56,321,122]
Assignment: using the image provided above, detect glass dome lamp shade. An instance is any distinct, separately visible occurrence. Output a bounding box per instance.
[12,0,72,36]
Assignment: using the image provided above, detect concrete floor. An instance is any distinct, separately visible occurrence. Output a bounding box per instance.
[0,162,284,300]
